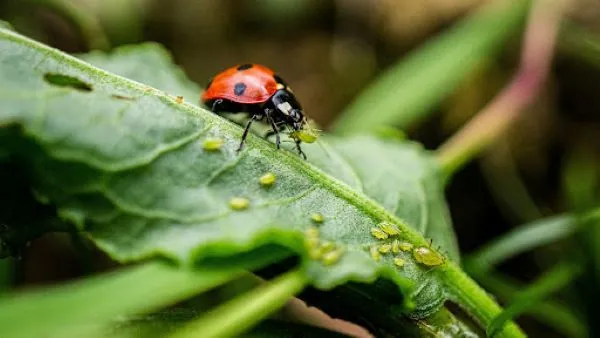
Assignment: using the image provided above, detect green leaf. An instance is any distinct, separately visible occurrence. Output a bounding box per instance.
[333,0,530,133]
[464,214,578,276]
[559,21,600,70]
[477,271,587,338]
[0,260,275,338]
[487,263,581,337]
[0,28,524,337]
[307,137,460,262]
[79,43,201,103]
[107,315,352,338]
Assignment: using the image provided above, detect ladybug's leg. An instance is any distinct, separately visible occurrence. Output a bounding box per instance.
[211,99,224,112]
[295,139,307,160]
[237,114,260,153]
[263,122,286,138]
[264,110,281,149]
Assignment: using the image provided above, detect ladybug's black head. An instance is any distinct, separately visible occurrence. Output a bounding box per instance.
[270,89,305,131]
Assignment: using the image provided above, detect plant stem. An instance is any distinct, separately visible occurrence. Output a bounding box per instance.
[169,268,308,338]
[436,0,567,179]
[441,264,526,337]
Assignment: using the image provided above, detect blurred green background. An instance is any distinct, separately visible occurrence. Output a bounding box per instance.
[2,0,600,336]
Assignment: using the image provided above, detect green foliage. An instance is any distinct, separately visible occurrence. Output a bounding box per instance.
[0,25,525,337]
[333,0,530,133]
[487,263,581,337]
[465,214,578,276]
[0,260,278,338]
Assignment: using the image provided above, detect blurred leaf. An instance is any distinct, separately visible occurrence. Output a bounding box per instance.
[464,214,579,276]
[487,263,581,337]
[107,313,352,338]
[0,260,275,338]
[559,21,600,69]
[478,271,587,338]
[31,0,110,50]
[0,28,524,337]
[333,0,530,133]
[169,269,307,338]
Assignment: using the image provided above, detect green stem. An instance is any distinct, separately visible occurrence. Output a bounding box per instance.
[169,269,308,338]
[441,265,525,338]
[436,0,566,179]
[0,261,252,338]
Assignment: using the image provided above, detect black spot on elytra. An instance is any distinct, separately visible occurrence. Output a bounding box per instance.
[234,82,247,96]
[43,73,92,92]
[237,64,253,71]
[273,74,287,86]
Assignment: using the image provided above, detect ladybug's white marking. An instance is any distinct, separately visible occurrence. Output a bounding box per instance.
[277,102,293,116]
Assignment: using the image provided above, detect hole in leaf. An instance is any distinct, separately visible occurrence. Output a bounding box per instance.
[111,94,135,101]
[43,73,92,92]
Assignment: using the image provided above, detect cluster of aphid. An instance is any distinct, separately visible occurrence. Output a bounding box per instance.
[370,221,445,269]
[304,225,345,266]
[200,137,444,269]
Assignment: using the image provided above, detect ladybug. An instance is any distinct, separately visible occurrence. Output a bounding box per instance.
[202,63,314,159]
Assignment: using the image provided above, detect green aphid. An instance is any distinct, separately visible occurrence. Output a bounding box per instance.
[259,172,276,186]
[229,197,249,210]
[392,240,401,253]
[413,247,445,267]
[304,236,319,250]
[399,242,413,252]
[378,243,392,254]
[203,137,224,151]
[320,241,335,253]
[322,248,344,266]
[309,246,324,260]
[305,226,319,239]
[378,221,401,236]
[370,246,381,262]
[370,228,389,240]
[311,213,324,224]
[394,257,406,267]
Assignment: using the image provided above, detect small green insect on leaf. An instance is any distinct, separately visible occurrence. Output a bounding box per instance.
[259,172,277,186]
[413,247,445,267]
[378,221,401,236]
[310,213,324,224]
[370,228,389,240]
[229,197,250,210]
[394,257,406,267]
[203,137,224,151]
[378,243,392,254]
[399,242,414,252]
[370,246,382,262]
[392,240,401,253]
[305,226,319,239]
[322,248,344,266]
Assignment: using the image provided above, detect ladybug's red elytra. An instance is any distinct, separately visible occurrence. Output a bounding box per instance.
[202,63,312,159]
